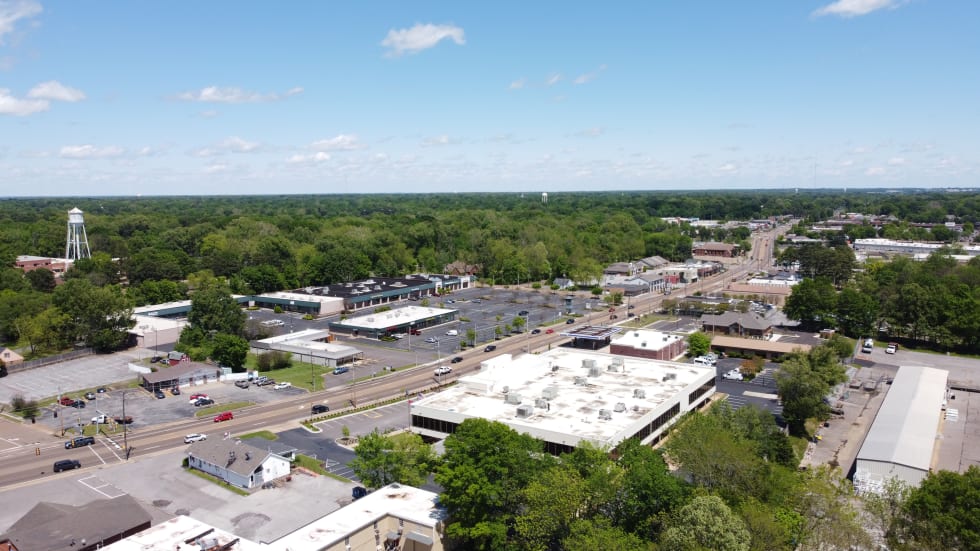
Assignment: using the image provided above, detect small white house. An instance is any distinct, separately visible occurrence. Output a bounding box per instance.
[186,439,290,489]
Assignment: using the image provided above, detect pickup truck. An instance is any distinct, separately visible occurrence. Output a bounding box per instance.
[92,414,133,424]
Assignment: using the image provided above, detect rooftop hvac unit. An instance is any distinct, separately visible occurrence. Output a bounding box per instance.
[516,405,534,418]
[501,385,510,394]
[551,364,559,372]
[574,376,587,386]
[535,398,549,409]
[542,385,558,399]
[505,393,523,405]
[582,359,596,369]
[634,332,639,337]
[614,402,627,413]
[598,409,612,420]
[641,341,647,347]
[588,365,602,378]
[634,389,646,399]
[662,373,677,381]
[611,357,624,367]
[607,363,619,372]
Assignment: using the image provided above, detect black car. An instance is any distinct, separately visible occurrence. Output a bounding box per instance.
[53,459,81,473]
[566,318,576,324]
[84,392,96,400]
[484,345,497,352]
[69,400,86,408]
[170,386,181,395]
[518,310,529,316]
[65,436,95,449]
[194,398,215,407]
[154,389,166,399]
[352,486,368,500]
[450,356,463,363]
[311,404,329,414]
[531,329,541,335]
[96,387,108,394]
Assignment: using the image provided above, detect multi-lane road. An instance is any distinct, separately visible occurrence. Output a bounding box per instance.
[0,226,785,491]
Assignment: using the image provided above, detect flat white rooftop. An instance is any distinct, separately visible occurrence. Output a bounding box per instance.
[613,329,684,350]
[105,515,263,551]
[272,483,443,550]
[257,329,360,356]
[412,348,714,448]
[259,291,344,305]
[132,314,187,332]
[333,305,455,330]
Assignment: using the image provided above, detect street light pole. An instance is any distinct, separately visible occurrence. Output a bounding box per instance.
[121,390,130,460]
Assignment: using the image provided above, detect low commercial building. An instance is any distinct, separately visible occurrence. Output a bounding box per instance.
[610,329,686,361]
[701,311,774,340]
[186,439,291,490]
[853,365,949,495]
[1,495,151,551]
[329,305,457,339]
[138,361,219,391]
[102,515,262,551]
[708,335,811,360]
[410,349,716,455]
[692,242,739,258]
[852,238,980,258]
[250,329,363,368]
[14,255,70,275]
[299,274,473,312]
[250,292,345,317]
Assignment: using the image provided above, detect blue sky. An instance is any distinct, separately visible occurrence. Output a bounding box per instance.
[1,0,977,196]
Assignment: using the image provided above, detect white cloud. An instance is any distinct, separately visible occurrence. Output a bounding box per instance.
[310,134,364,152]
[204,163,228,174]
[192,136,261,157]
[198,110,218,118]
[574,64,607,85]
[546,73,562,86]
[813,0,900,18]
[27,80,86,102]
[718,163,738,173]
[0,87,47,115]
[175,86,303,103]
[865,166,886,176]
[573,127,604,138]
[59,145,125,159]
[0,0,41,45]
[887,157,905,165]
[286,152,331,164]
[381,23,465,56]
[509,78,526,90]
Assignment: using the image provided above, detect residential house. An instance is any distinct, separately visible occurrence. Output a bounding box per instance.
[0,347,24,367]
[186,439,291,490]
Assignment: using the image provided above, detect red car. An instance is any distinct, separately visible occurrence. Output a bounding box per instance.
[213,411,234,423]
[189,394,209,404]
[545,328,554,334]
[59,396,76,406]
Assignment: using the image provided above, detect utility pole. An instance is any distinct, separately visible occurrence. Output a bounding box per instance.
[121,391,130,460]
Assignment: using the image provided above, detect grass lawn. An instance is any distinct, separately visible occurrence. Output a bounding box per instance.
[244,355,334,391]
[194,401,253,417]
[238,430,277,440]
[184,467,250,496]
[294,454,330,476]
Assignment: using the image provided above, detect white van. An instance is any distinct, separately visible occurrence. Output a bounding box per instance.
[861,339,873,353]
[261,319,285,328]
[445,329,459,336]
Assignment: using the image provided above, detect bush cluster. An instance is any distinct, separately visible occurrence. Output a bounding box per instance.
[256,350,292,371]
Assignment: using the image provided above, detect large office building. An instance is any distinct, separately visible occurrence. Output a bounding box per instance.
[410,348,716,454]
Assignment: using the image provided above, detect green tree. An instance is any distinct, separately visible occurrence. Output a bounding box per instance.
[211,333,248,370]
[466,328,477,346]
[612,438,689,538]
[835,286,878,338]
[791,467,872,550]
[660,495,751,551]
[514,465,586,551]
[184,281,246,343]
[25,268,56,292]
[687,331,711,357]
[775,345,847,436]
[893,466,980,551]
[350,430,435,489]
[53,279,133,352]
[563,518,653,551]
[15,307,68,355]
[784,278,837,330]
[436,419,547,551]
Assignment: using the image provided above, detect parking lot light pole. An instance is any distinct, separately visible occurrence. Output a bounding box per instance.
[121,390,130,460]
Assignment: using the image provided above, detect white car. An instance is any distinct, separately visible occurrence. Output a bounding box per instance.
[424,337,438,344]
[722,369,743,381]
[273,382,292,390]
[184,433,207,443]
[434,366,452,376]
[693,356,716,366]
[445,329,459,336]
[885,343,898,354]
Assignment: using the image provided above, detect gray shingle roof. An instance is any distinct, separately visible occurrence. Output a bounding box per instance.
[700,311,772,331]
[1,495,150,551]
[187,438,281,478]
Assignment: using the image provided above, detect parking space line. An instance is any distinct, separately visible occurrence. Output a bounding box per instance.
[78,475,127,499]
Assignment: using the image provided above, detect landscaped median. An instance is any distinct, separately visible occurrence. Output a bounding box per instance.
[193,401,253,417]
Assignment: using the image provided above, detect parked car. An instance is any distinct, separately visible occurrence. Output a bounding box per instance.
[189,394,210,403]
[608,307,616,312]
[97,387,108,394]
[273,382,292,390]
[434,366,452,376]
[484,345,497,352]
[193,398,215,407]
[565,318,576,324]
[255,377,275,386]
[311,404,329,414]
[154,389,166,399]
[885,342,898,354]
[184,433,207,443]
[235,380,250,389]
[53,459,81,473]
[450,356,463,363]
[352,486,368,500]
[64,436,95,449]
[84,392,96,400]
[333,366,349,375]
[722,369,744,381]
[59,396,76,407]
[213,411,234,423]
[424,337,438,344]
[472,299,481,304]
[114,415,134,424]
[91,414,111,425]
[445,329,459,336]
[693,356,715,366]
[531,329,541,335]
[64,399,85,408]
[518,310,529,316]
[170,386,181,395]
[410,329,422,336]
[628,305,635,309]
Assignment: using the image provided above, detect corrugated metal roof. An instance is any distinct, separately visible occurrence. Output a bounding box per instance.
[857,365,948,471]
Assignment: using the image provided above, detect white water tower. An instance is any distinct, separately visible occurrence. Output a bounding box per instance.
[541,192,548,204]
[65,207,91,261]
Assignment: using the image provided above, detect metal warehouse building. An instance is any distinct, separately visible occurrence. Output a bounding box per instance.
[410,348,716,455]
[853,365,949,494]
